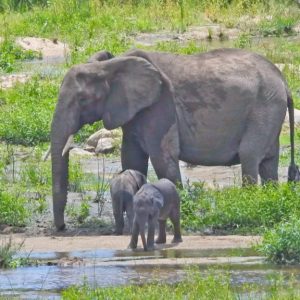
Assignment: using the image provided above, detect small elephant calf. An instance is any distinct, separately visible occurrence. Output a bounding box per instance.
[110,169,147,235]
[129,178,182,251]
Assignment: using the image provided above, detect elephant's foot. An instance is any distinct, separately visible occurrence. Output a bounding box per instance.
[145,244,155,251]
[114,230,123,236]
[155,236,166,244]
[128,241,137,249]
[56,223,66,231]
[171,236,183,243]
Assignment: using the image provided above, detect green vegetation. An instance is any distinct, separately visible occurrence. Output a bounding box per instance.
[62,269,300,300]
[259,216,300,264]
[0,38,40,73]
[0,188,29,226]
[0,237,29,268]
[0,76,58,145]
[180,182,300,234]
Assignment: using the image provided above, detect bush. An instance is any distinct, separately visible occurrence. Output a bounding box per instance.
[180,182,300,233]
[258,216,300,264]
[0,39,41,73]
[0,188,29,226]
[0,76,58,145]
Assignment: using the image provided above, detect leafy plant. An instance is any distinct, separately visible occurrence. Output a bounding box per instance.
[0,38,41,73]
[258,216,300,264]
[0,188,29,226]
[0,76,58,145]
[66,196,90,224]
[180,182,300,234]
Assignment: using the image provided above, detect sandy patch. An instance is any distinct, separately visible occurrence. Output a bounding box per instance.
[1,234,260,252]
[16,37,69,60]
[0,73,30,89]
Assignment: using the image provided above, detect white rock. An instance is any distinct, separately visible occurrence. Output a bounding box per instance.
[95,138,115,154]
[70,147,94,157]
[86,128,121,148]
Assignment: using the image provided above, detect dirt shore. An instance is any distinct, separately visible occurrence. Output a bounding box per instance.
[1,234,260,252]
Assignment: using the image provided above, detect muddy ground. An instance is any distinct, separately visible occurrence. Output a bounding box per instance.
[1,234,260,252]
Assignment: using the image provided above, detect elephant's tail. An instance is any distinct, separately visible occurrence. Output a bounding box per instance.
[287,91,300,182]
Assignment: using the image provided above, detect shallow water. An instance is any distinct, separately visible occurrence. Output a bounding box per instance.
[1,248,300,299]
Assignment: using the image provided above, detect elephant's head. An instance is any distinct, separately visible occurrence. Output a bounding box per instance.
[131,185,163,251]
[51,54,169,230]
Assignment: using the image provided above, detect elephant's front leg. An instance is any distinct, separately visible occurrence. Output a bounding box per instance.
[156,219,167,244]
[147,123,182,185]
[147,216,157,250]
[128,219,139,249]
[121,130,149,176]
[150,154,181,185]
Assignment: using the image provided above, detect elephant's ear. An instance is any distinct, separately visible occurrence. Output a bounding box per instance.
[102,56,165,129]
[128,170,147,189]
[87,50,114,63]
[150,186,164,211]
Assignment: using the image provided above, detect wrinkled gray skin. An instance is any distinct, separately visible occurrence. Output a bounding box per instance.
[110,169,147,235]
[129,178,182,251]
[51,48,299,230]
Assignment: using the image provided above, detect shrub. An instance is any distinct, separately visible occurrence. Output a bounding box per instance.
[0,188,29,226]
[0,76,58,145]
[180,182,300,233]
[258,216,300,264]
[0,38,41,73]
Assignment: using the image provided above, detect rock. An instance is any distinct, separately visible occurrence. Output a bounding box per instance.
[294,23,300,33]
[86,128,121,148]
[0,74,31,89]
[285,109,300,125]
[275,63,300,73]
[83,145,95,153]
[16,37,69,61]
[95,138,115,154]
[2,226,14,234]
[70,147,94,157]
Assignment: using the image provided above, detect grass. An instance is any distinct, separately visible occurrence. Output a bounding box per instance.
[62,269,300,300]
[179,182,300,234]
[0,38,41,73]
[258,216,300,264]
[0,237,29,268]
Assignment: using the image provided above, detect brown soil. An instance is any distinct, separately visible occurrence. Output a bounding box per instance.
[1,234,260,252]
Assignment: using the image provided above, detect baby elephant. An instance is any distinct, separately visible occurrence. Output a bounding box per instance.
[110,169,147,235]
[129,178,182,251]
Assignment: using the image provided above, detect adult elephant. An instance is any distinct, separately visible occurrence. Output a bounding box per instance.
[51,48,299,230]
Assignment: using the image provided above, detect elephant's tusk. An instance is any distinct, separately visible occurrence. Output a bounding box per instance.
[62,135,74,157]
[42,147,51,161]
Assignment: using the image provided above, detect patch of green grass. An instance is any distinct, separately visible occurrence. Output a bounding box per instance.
[258,216,300,264]
[180,182,300,234]
[257,15,298,37]
[0,75,101,146]
[0,187,29,226]
[62,269,300,300]
[0,76,58,146]
[0,38,41,73]
[0,237,29,269]
[66,196,90,225]
[152,40,208,55]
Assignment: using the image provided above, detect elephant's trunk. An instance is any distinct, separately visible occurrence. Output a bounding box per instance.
[50,103,73,230]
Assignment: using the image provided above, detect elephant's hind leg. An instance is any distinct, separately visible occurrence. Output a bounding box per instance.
[170,208,182,243]
[259,140,279,184]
